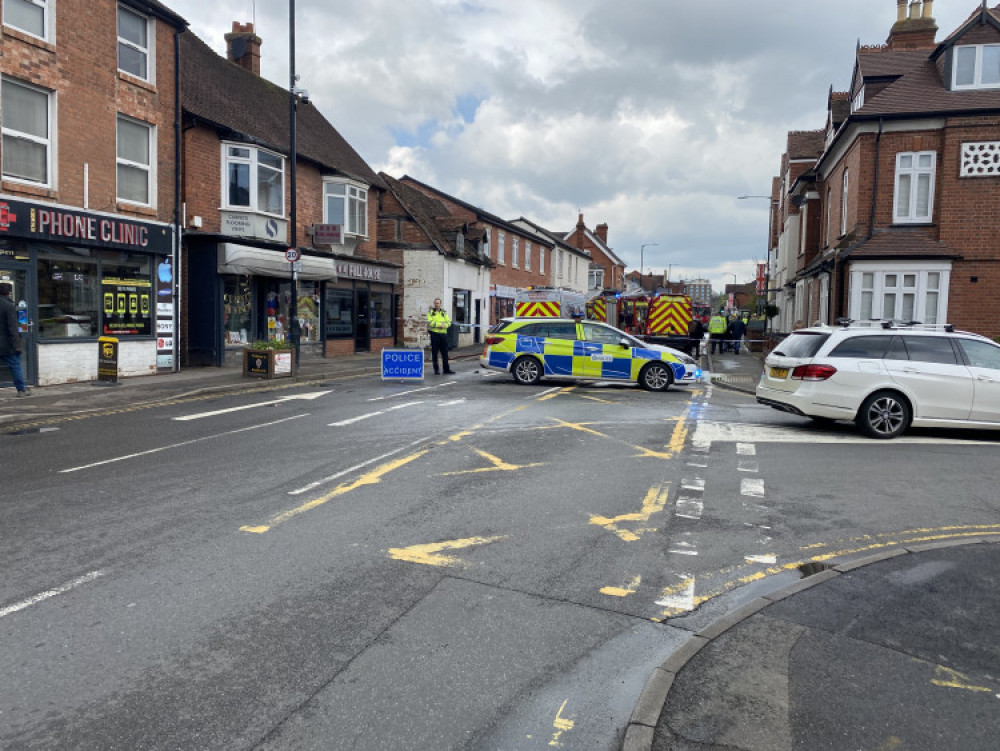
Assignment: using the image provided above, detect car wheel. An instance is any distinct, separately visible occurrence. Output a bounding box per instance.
[639,362,672,392]
[856,390,910,439]
[511,355,543,385]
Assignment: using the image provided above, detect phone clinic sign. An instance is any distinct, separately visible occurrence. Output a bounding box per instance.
[381,349,424,381]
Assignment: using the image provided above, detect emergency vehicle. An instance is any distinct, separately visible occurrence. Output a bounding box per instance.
[585,292,618,326]
[618,292,698,355]
[514,288,586,319]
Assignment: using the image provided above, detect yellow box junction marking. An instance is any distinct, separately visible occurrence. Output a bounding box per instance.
[438,448,548,476]
[538,386,577,402]
[601,575,641,597]
[388,535,507,568]
[548,699,574,747]
[239,450,428,534]
[590,482,669,542]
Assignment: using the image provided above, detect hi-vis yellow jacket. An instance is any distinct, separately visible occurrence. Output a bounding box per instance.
[427,308,451,334]
[708,314,727,334]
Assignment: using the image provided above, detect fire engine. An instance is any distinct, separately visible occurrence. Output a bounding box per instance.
[514,288,586,318]
[618,292,698,355]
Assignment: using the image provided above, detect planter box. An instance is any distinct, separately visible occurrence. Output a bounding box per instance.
[243,348,295,379]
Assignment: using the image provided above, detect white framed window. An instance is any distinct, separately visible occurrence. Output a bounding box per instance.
[525,240,531,271]
[324,180,368,237]
[483,227,491,259]
[818,274,830,326]
[850,85,865,113]
[497,231,505,264]
[893,151,935,224]
[4,0,49,40]
[953,44,1000,90]
[223,143,284,216]
[824,187,832,247]
[557,250,564,278]
[540,246,545,274]
[849,262,950,324]
[116,115,153,205]
[118,4,154,82]
[840,169,849,237]
[1,78,51,186]
[512,237,519,268]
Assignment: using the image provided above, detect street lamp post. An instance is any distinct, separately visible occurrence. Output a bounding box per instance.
[640,242,658,289]
[288,0,300,366]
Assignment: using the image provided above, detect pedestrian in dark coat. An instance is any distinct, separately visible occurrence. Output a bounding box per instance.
[0,283,29,395]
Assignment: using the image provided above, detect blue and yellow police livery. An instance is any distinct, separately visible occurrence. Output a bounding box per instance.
[480,318,701,391]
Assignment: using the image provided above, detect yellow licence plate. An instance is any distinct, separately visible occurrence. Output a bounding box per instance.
[770,367,789,379]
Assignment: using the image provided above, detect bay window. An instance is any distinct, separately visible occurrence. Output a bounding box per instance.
[223,144,284,216]
[849,263,950,325]
[324,180,368,237]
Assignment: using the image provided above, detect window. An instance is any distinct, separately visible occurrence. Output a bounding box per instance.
[829,335,891,359]
[953,44,1000,89]
[582,323,621,344]
[324,180,368,237]
[840,169,849,236]
[324,287,354,338]
[117,116,153,205]
[540,246,545,274]
[453,289,470,325]
[100,250,152,336]
[894,151,935,223]
[849,264,950,324]
[851,85,865,112]
[557,250,564,277]
[512,237,519,268]
[959,339,1000,370]
[497,231,505,264]
[371,289,393,339]
[525,241,531,271]
[1,78,51,185]
[4,0,48,39]
[118,4,153,82]
[901,336,958,365]
[224,144,284,215]
[484,228,491,259]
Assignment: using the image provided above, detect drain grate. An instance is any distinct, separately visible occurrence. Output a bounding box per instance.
[798,561,835,578]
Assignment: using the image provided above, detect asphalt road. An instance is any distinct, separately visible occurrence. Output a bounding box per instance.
[2,366,999,749]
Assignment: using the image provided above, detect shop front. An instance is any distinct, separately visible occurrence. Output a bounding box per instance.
[490,284,516,325]
[325,259,399,356]
[0,197,175,386]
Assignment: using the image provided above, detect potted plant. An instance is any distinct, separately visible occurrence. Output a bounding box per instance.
[243,339,296,379]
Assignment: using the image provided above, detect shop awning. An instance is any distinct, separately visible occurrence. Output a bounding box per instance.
[218,243,338,281]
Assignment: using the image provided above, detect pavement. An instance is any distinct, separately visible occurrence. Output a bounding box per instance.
[5,344,1000,749]
[624,345,1000,750]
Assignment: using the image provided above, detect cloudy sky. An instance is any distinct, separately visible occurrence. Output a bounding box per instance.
[164,0,978,292]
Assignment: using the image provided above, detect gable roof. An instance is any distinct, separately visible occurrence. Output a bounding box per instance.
[510,217,590,258]
[398,175,535,240]
[180,30,381,188]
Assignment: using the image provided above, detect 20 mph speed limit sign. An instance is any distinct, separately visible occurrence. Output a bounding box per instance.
[285,247,301,262]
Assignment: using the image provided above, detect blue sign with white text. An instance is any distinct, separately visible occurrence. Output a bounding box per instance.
[381,349,425,381]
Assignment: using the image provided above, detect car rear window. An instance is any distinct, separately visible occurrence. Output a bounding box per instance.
[828,335,892,359]
[772,332,831,358]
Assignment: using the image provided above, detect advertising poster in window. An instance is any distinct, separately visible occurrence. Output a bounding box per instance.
[102,275,152,336]
[156,256,175,369]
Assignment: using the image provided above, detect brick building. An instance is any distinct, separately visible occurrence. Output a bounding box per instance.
[1,0,186,387]
[562,213,626,293]
[179,22,390,366]
[768,1,1000,339]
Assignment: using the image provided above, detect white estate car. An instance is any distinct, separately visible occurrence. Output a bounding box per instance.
[756,323,1000,439]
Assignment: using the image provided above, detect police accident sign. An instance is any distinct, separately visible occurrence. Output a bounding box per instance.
[381,349,424,381]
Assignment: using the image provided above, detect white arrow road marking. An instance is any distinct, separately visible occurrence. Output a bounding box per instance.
[0,570,105,619]
[368,382,456,401]
[328,401,423,426]
[173,391,332,421]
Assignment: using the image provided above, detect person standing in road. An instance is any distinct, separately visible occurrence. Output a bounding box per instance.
[426,298,454,375]
[688,316,705,358]
[0,282,29,396]
[728,314,746,355]
[708,308,727,355]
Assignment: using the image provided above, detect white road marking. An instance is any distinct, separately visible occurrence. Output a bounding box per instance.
[745,554,777,564]
[173,391,331,421]
[287,436,430,495]
[741,478,766,497]
[61,415,308,473]
[657,576,695,612]
[736,442,756,455]
[0,570,104,619]
[675,497,704,520]
[368,382,456,401]
[737,460,760,473]
[694,420,1000,446]
[681,477,705,492]
[328,401,423,427]
[438,399,467,406]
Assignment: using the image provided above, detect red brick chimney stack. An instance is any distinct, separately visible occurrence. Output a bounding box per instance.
[225,22,262,76]
[887,1,937,51]
[595,223,609,244]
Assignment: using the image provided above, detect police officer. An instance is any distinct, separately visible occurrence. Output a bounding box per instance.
[708,308,727,355]
[426,298,454,375]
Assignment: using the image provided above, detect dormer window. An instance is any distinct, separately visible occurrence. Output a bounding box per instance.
[851,85,865,112]
[953,44,1000,89]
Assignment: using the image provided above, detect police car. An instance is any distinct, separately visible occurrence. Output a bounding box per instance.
[480,317,701,391]
[757,321,1000,438]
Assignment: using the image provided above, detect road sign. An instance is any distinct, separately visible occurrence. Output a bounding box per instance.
[285,247,300,262]
[381,349,424,381]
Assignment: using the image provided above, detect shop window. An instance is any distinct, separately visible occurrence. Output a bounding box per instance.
[296,281,320,343]
[4,0,48,40]
[100,251,152,336]
[1,78,51,186]
[223,275,252,345]
[324,180,368,237]
[118,4,153,82]
[37,249,99,339]
[224,143,284,216]
[453,289,471,325]
[117,115,154,206]
[324,287,354,338]
[371,290,393,339]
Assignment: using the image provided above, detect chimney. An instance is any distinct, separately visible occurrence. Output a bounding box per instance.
[225,22,262,76]
[887,1,937,50]
[595,223,608,244]
[576,213,586,229]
